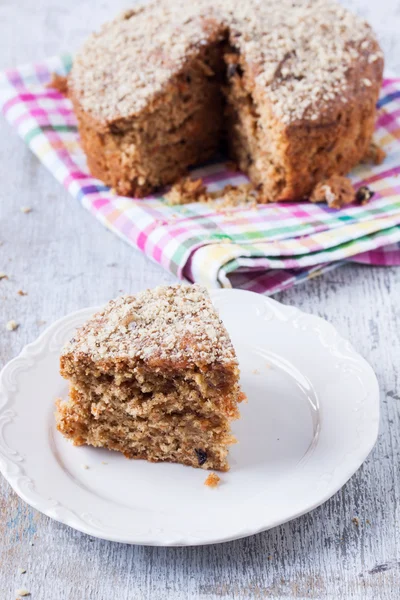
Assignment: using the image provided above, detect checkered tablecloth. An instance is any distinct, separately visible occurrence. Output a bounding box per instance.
[1,53,400,294]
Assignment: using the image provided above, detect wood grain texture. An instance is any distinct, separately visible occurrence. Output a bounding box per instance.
[1,1,400,598]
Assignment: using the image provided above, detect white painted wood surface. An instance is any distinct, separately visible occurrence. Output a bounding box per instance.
[1,1,400,598]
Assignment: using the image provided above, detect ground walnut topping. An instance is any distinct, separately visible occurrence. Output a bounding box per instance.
[62,284,238,366]
[70,0,381,125]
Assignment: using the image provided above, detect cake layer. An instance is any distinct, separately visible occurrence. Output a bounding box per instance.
[60,355,241,420]
[57,386,235,471]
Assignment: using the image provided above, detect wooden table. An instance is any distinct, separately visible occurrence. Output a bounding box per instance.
[1,1,399,598]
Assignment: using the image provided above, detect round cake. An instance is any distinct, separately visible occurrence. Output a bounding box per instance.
[69,0,384,201]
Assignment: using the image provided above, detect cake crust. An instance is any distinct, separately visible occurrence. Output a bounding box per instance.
[69,0,384,201]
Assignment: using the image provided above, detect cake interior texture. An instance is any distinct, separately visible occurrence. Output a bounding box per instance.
[69,0,384,200]
[56,285,244,471]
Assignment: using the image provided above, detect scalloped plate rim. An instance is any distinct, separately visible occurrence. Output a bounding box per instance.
[0,289,380,546]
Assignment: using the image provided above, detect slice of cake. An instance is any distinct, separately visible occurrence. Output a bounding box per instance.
[56,284,244,471]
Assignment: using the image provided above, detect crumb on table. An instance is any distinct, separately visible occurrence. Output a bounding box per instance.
[204,472,221,488]
[6,320,19,331]
[46,72,69,95]
[310,175,355,209]
[165,177,259,209]
[0,272,8,280]
[17,290,28,296]
[15,589,30,598]
[165,177,208,205]
[20,206,32,214]
[355,186,375,204]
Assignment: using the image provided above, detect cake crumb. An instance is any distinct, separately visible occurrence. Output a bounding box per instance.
[15,589,30,597]
[0,272,8,280]
[310,175,355,209]
[81,464,89,470]
[47,72,68,95]
[165,177,259,209]
[352,517,359,527]
[101,461,108,465]
[20,206,32,214]
[362,141,386,165]
[252,368,260,375]
[204,472,221,488]
[17,290,28,296]
[165,177,208,205]
[18,568,27,575]
[207,183,259,210]
[355,186,375,205]
[6,320,19,331]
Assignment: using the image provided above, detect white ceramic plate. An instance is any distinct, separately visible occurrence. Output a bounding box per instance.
[0,289,379,546]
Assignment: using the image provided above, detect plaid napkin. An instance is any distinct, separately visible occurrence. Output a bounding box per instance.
[1,53,400,295]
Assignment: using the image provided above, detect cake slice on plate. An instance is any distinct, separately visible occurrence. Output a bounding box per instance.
[56,284,244,471]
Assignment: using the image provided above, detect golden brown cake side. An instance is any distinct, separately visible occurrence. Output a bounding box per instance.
[70,12,227,198]
[223,21,383,202]
[56,285,244,471]
[69,0,384,201]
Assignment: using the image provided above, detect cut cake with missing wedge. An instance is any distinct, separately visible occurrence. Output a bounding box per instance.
[69,0,383,201]
[56,284,245,471]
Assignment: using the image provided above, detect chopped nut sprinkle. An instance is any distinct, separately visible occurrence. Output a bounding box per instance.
[6,320,19,331]
[17,290,28,296]
[62,284,238,366]
[70,0,382,125]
